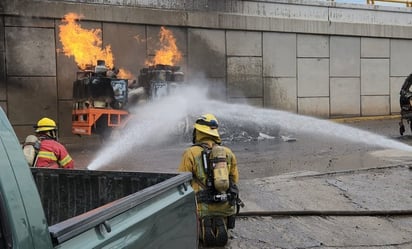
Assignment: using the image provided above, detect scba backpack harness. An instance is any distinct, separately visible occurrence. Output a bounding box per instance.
[193,143,244,247]
[22,135,41,166]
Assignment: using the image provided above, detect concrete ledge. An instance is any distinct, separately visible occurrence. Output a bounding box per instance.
[331,114,401,123]
[4,0,412,38]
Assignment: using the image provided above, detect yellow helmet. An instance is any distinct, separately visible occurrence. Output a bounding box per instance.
[35,117,57,133]
[193,113,220,138]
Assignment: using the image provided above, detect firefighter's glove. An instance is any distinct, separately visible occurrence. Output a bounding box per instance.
[227,183,239,206]
[197,190,212,203]
[236,198,245,208]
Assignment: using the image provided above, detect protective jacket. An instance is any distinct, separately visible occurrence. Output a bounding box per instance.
[178,131,238,218]
[35,137,74,169]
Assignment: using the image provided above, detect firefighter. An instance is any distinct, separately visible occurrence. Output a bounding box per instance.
[32,117,74,169]
[178,113,241,247]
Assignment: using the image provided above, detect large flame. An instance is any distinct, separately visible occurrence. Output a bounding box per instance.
[146,26,182,66]
[59,13,114,70]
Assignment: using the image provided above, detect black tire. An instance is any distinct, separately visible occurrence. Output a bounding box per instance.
[400,124,405,136]
[409,120,412,134]
[93,115,113,142]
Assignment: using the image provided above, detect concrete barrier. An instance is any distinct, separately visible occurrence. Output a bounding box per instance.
[1,0,411,139]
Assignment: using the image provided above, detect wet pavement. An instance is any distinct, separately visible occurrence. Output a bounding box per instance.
[65,117,412,249]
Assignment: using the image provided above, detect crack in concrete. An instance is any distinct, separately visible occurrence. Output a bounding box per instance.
[324,178,364,209]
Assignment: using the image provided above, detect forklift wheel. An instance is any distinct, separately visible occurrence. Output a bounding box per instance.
[410,121,412,133]
[94,115,113,142]
[400,124,405,136]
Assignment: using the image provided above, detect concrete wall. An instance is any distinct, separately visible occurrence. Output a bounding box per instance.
[2,0,412,140]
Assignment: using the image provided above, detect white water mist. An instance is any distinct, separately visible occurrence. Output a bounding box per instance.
[210,101,412,152]
[87,85,412,170]
[87,85,210,170]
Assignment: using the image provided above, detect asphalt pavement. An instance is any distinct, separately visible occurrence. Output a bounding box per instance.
[65,116,412,249]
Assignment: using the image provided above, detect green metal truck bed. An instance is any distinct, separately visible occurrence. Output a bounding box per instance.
[0,107,198,249]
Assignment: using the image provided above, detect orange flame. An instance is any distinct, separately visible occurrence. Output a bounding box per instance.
[59,13,114,70]
[117,68,134,80]
[146,26,182,66]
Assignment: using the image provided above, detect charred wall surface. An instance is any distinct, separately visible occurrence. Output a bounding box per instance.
[2,0,412,140]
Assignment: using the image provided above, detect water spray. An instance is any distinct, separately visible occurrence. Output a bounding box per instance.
[208,101,412,152]
[86,84,412,170]
[86,85,211,170]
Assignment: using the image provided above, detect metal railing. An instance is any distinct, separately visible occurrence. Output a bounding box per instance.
[366,0,412,6]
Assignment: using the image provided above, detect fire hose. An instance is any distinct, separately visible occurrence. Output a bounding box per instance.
[238,209,412,217]
[237,165,412,217]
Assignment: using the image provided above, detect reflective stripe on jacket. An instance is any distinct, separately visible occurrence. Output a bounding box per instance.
[35,139,74,169]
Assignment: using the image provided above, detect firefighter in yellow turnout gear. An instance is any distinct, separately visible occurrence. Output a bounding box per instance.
[178,113,241,247]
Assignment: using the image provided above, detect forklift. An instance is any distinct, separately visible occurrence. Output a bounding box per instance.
[71,60,130,140]
[71,61,185,140]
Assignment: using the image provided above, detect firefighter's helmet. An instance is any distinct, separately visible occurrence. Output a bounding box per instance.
[194,113,220,138]
[34,117,57,133]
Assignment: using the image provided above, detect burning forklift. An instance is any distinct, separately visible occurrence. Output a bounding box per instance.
[399,74,412,135]
[71,60,130,140]
[61,14,186,140]
[128,64,187,137]
[71,61,185,140]
[135,64,184,101]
